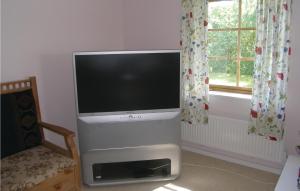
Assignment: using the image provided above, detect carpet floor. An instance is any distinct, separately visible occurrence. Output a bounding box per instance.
[83,150,279,191]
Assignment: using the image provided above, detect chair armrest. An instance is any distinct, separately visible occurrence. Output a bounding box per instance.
[39,121,77,159]
[39,121,82,189]
[39,121,75,138]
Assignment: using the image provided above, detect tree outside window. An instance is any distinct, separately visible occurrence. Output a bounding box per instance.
[208,0,256,94]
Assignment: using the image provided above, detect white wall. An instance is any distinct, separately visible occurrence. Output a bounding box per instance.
[1,0,125,144]
[285,0,300,155]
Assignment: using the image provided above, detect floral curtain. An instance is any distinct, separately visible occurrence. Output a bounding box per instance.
[249,0,292,141]
[181,0,209,125]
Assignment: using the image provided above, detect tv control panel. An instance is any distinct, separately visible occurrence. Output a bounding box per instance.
[79,111,180,124]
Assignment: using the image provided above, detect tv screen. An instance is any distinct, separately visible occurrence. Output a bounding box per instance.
[74,50,180,114]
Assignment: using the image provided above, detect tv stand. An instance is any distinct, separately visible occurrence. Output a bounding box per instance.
[77,110,181,186]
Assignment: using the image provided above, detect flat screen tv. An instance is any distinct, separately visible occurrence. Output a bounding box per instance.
[73,50,180,115]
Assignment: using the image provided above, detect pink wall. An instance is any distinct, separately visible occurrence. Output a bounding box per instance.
[0,0,2,80]
[285,0,300,155]
[122,0,299,155]
[2,0,125,143]
[2,0,299,155]
[123,0,181,50]
[123,0,251,121]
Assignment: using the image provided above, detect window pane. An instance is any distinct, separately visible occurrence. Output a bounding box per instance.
[208,0,238,29]
[208,31,238,57]
[241,30,256,57]
[209,60,237,86]
[240,61,254,88]
[241,0,256,28]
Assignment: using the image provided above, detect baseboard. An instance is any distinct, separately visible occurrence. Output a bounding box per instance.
[182,140,285,175]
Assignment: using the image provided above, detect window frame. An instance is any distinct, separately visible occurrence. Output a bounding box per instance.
[208,0,255,95]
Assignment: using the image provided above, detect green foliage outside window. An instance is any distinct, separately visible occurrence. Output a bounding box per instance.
[208,0,256,88]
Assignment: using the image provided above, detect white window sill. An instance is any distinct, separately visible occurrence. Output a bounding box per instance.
[209,91,252,100]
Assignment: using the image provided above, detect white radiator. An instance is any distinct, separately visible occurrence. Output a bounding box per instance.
[181,115,286,166]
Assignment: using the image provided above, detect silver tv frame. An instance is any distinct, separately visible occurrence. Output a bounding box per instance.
[73,50,181,186]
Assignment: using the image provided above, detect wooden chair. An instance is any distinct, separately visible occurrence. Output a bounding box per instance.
[1,76,81,191]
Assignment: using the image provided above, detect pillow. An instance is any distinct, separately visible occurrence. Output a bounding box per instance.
[1,89,42,159]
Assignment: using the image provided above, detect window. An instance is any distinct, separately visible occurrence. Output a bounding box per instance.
[208,0,256,94]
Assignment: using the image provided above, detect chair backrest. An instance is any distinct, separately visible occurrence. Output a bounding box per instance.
[1,77,44,158]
